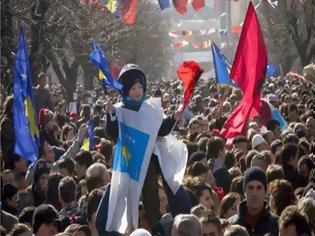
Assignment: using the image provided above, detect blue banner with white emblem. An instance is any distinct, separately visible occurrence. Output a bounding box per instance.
[113,122,149,181]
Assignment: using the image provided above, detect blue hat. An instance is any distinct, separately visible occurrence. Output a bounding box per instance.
[243,167,267,191]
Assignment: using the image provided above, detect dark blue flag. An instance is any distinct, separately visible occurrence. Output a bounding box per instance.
[158,0,170,9]
[89,41,123,92]
[211,42,238,88]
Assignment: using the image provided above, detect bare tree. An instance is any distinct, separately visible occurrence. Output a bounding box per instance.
[259,0,315,74]
[1,0,172,100]
[1,0,14,93]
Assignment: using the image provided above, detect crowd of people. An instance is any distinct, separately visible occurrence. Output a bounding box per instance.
[1,63,315,236]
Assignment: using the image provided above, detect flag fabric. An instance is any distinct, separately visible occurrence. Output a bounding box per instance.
[106,98,164,233]
[89,41,123,92]
[105,0,118,13]
[158,0,170,9]
[106,98,187,233]
[266,0,278,8]
[268,102,287,130]
[120,0,138,25]
[154,134,188,194]
[102,0,138,24]
[173,0,188,14]
[191,0,205,11]
[220,2,267,139]
[13,26,39,162]
[98,70,109,93]
[81,120,95,151]
[266,63,276,78]
[177,61,204,110]
[261,99,287,130]
[211,41,238,88]
[109,62,121,79]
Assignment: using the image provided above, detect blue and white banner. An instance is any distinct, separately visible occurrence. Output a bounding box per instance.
[106,98,163,233]
[105,98,188,233]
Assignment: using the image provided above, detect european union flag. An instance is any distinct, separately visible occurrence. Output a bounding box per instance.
[81,120,95,151]
[13,26,39,162]
[89,41,123,92]
[211,42,238,88]
[113,122,149,181]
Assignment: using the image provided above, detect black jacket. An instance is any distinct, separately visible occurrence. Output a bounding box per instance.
[229,200,279,236]
[39,128,60,147]
[213,167,231,194]
[34,87,53,114]
[283,163,307,190]
[0,115,17,168]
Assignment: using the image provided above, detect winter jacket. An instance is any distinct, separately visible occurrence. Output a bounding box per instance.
[210,159,231,194]
[34,87,53,114]
[0,115,16,167]
[229,200,279,236]
[39,128,60,147]
[283,163,307,190]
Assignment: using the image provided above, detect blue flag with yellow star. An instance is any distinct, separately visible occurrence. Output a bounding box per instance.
[89,41,123,92]
[211,41,238,88]
[13,25,39,162]
[81,120,95,152]
[113,122,149,181]
[106,98,164,233]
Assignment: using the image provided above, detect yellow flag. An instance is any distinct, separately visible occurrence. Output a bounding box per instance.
[106,0,117,13]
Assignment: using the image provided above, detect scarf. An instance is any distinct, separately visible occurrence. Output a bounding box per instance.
[122,95,146,111]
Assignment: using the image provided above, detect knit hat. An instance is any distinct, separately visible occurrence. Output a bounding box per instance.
[32,204,59,233]
[243,167,267,191]
[251,134,267,149]
[2,184,18,200]
[118,64,146,97]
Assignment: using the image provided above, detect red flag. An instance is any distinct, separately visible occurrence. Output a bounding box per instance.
[121,0,138,25]
[220,2,267,139]
[110,63,121,79]
[177,61,203,109]
[191,0,205,11]
[173,0,188,15]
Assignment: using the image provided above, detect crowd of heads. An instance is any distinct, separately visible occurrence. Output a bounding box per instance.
[1,68,315,236]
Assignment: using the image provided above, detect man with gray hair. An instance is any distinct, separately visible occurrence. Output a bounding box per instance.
[171,214,201,236]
